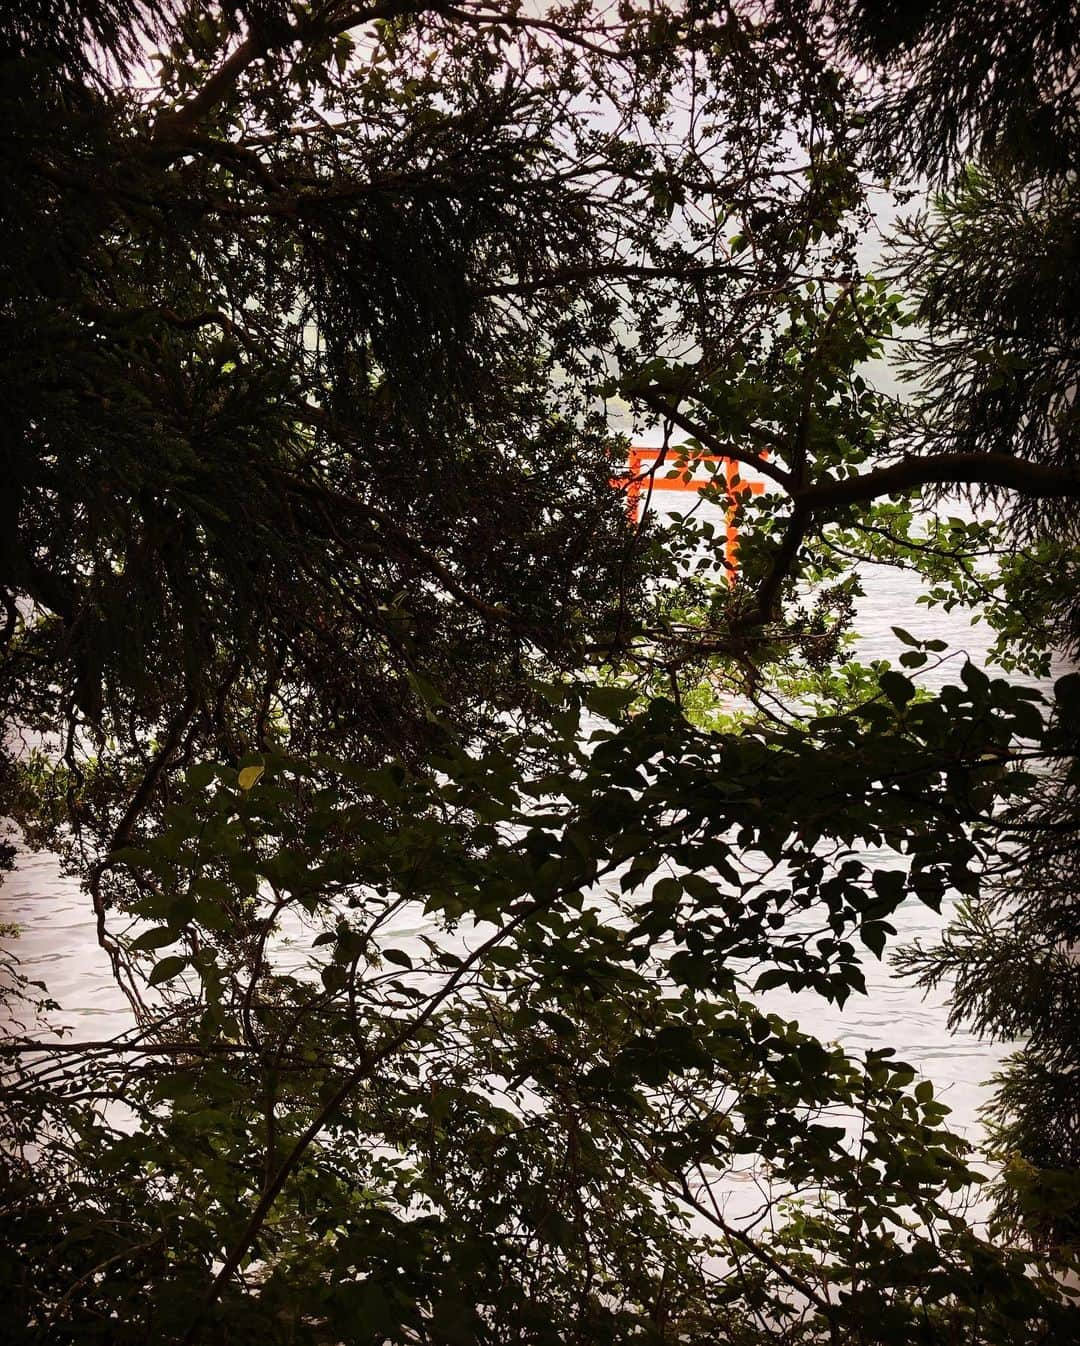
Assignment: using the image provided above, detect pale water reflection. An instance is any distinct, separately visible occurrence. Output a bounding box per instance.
[1,497,1067,1178]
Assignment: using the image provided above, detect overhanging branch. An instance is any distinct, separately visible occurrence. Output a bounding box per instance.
[796,452,1080,508]
[151,1,427,142]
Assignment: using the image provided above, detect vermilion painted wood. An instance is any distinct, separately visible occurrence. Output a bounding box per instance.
[611,447,766,572]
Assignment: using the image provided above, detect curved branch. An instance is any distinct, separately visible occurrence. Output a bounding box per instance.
[178,846,621,1343]
[482,259,744,297]
[738,502,814,630]
[639,393,794,489]
[86,687,199,1023]
[151,2,426,142]
[796,452,1080,508]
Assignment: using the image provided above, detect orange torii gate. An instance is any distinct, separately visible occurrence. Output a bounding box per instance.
[612,447,765,572]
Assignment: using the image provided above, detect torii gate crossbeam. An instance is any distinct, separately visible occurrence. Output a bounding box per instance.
[611,447,765,573]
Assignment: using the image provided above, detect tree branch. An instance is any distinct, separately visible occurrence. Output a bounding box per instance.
[271,465,545,639]
[638,393,793,489]
[482,260,745,297]
[796,452,1080,508]
[151,2,426,143]
[178,844,626,1343]
[738,502,814,630]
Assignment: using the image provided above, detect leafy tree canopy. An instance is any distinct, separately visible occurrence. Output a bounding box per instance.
[2,1,1079,1342]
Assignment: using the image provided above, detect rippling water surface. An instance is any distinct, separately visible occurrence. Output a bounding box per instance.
[1,495,1069,1170]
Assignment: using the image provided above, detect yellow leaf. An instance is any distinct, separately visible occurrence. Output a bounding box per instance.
[237,765,264,790]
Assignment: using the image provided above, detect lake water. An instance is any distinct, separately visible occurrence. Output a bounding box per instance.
[1,492,1068,1187]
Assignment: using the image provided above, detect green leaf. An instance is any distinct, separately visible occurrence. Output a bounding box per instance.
[859,921,893,959]
[185,763,217,789]
[148,956,188,987]
[1055,672,1080,721]
[237,764,265,790]
[406,671,446,707]
[651,876,681,904]
[754,969,791,993]
[960,661,990,698]
[681,872,720,902]
[583,684,636,720]
[871,870,906,904]
[131,926,182,951]
[879,670,915,707]
[540,1010,577,1038]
